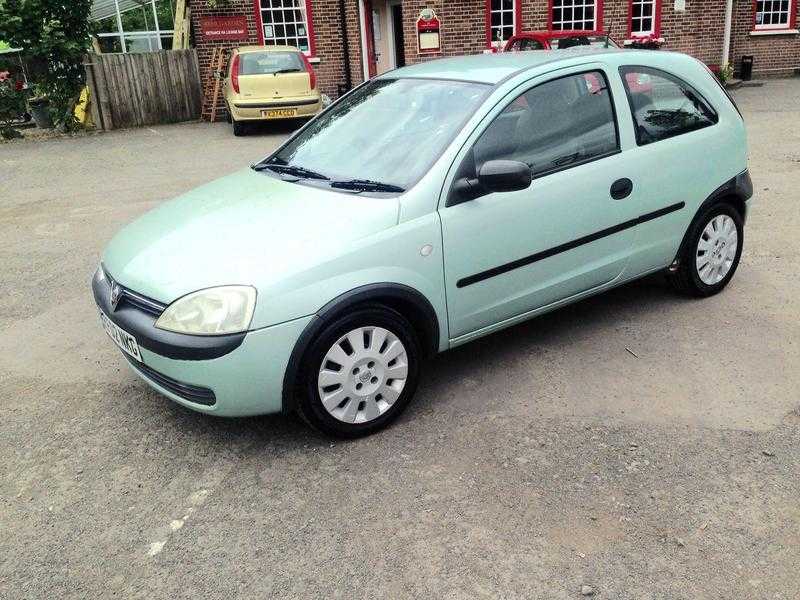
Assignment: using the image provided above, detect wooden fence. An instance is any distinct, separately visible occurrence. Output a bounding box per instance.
[84,50,203,131]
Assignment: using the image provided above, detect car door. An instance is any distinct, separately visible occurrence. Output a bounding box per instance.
[615,64,730,276]
[439,67,640,340]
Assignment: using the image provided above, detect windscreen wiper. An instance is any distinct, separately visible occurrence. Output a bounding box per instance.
[330,179,405,193]
[274,68,302,75]
[253,162,330,181]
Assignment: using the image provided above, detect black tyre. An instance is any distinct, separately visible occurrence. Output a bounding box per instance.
[232,119,246,136]
[669,202,744,297]
[295,305,421,438]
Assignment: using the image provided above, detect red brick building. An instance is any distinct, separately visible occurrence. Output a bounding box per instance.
[190,0,799,100]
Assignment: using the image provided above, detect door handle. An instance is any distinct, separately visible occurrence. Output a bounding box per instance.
[610,178,633,200]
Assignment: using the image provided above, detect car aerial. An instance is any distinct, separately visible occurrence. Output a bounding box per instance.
[223,45,321,136]
[94,48,751,438]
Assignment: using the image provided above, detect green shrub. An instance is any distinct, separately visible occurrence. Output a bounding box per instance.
[0,0,93,129]
[0,78,26,138]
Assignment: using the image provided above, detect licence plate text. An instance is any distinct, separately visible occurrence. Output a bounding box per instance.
[100,311,142,362]
[262,108,297,119]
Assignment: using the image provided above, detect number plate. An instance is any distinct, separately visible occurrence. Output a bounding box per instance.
[100,311,142,362]
[262,108,297,119]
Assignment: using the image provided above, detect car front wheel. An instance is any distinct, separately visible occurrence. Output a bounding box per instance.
[670,203,744,297]
[296,305,421,438]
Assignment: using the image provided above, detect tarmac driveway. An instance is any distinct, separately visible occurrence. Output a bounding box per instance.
[1,81,799,599]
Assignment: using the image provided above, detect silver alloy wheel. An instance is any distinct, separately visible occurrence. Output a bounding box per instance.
[696,214,738,285]
[317,326,408,424]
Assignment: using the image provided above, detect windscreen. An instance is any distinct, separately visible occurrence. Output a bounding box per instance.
[553,35,618,49]
[267,78,489,192]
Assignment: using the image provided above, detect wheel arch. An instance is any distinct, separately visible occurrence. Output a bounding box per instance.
[673,170,752,265]
[281,283,441,414]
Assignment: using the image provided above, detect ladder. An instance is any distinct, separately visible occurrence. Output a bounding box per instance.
[201,48,227,123]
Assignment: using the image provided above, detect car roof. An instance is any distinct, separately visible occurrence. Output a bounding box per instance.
[513,30,608,39]
[235,45,300,54]
[385,47,623,85]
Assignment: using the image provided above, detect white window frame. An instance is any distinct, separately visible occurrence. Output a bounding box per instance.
[551,0,599,32]
[259,0,313,55]
[488,0,518,45]
[630,0,657,36]
[754,0,795,30]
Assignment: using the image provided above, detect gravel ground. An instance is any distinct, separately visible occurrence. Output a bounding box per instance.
[1,80,798,600]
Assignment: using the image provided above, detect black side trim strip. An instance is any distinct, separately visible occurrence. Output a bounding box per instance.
[127,358,216,406]
[456,202,686,288]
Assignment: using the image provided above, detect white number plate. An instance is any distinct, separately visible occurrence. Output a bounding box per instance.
[100,311,142,362]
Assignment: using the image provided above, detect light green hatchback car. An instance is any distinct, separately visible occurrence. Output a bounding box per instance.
[94,48,751,437]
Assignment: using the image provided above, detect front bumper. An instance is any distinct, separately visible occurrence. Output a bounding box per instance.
[92,269,313,417]
[229,96,322,121]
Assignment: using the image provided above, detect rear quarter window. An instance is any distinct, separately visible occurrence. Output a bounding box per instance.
[619,66,719,146]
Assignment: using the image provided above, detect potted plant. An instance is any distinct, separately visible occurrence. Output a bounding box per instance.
[27,83,53,129]
[0,73,26,138]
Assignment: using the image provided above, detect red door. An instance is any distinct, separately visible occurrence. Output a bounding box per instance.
[363,0,378,78]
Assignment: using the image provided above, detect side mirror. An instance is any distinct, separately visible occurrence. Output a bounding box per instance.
[477,160,532,194]
[447,158,533,207]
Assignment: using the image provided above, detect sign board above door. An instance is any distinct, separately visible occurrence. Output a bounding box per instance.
[200,16,249,41]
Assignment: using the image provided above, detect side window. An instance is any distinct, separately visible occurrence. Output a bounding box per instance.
[619,66,718,146]
[472,71,619,178]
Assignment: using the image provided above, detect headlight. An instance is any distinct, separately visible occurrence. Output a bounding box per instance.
[155,286,257,335]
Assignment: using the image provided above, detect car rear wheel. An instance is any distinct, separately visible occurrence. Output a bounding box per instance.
[669,203,743,297]
[296,305,420,438]
[232,119,246,136]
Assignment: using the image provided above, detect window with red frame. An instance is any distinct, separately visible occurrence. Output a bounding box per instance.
[259,0,313,54]
[551,1,600,32]
[630,0,660,36]
[754,0,795,30]
[488,0,518,45]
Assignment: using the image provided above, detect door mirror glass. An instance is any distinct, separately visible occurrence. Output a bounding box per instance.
[477,160,532,193]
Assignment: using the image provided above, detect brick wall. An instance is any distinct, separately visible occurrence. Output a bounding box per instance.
[189,0,364,107]
[190,0,260,112]
[395,1,797,78]
[189,0,798,110]
[730,0,800,77]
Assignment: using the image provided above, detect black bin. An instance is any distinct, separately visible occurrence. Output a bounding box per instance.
[740,55,754,81]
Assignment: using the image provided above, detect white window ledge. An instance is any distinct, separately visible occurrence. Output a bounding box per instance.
[623,37,665,45]
[750,29,799,36]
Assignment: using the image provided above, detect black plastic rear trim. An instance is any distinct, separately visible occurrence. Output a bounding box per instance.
[234,98,320,108]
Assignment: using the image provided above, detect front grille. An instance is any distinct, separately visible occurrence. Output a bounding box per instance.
[119,287,166,316]
[103,267,167,316]
[127,358,217,406]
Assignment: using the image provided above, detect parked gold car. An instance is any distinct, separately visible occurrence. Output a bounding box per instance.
[223,45,322,136]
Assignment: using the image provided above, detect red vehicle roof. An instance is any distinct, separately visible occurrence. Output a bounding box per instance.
[503,31,620,52]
